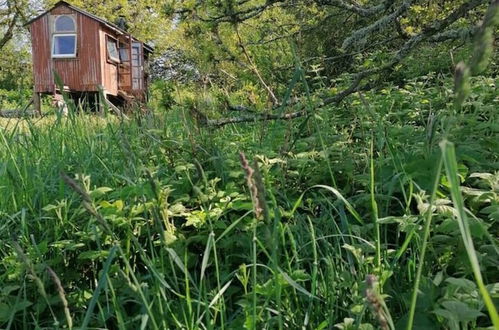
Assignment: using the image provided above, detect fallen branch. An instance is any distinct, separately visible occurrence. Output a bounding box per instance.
[207,110,306,127]
[228,104,256,113]
[0,109,36,118]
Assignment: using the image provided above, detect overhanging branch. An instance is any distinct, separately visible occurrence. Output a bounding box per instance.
[318,0,393,17]
[0,12,17,50]
[201,0,489,127]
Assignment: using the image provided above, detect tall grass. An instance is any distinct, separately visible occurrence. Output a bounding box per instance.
[0,68,498,328]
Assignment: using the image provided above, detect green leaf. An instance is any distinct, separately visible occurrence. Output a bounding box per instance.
[440,139,499,327]
[279,269,318,300]
[78,250,109,261]
[89,187,113,199]
[445,277,477,291]
[81,245,117,330]
[441,300,484,322]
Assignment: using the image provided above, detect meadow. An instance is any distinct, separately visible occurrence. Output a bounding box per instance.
[0,68,497,329]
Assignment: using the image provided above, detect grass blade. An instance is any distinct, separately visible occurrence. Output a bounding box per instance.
[406,156,443,330]
[311,185,364,224]
[439,139,499,328]
[81,245,118,330]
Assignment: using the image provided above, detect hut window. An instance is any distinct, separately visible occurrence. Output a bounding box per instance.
[54,15,76,32]
[107,37,120,63]
[52,34,77,57]
[119,43,129,62]
[52,15,77,58]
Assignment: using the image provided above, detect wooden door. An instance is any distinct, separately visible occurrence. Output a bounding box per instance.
[118,39,131,91]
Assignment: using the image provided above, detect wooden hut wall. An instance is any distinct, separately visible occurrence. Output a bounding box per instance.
[100,26,119,96]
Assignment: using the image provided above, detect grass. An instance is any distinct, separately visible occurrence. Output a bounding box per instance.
[0,72,498,329]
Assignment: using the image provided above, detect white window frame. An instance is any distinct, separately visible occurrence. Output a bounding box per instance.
[52,15,77,59]
[106,36,121,63]
[52,33,77,58]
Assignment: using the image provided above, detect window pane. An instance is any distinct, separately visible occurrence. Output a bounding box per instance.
[55,16,75,32]
[133,78,141,89]
[119,45,129,61]
[53,35,76,56]
[107,39,120,61]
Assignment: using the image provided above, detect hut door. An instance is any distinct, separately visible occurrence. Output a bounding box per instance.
[118,41,132,91]
[131,42,144,90]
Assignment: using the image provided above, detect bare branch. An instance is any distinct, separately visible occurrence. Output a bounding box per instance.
[342,0,416,51]
[207,110,306,127]
[204,0,283,23]
[235,25,279,105]
[197,0,393,24]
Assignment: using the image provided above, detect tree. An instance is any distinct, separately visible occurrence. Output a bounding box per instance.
[163,0,493,124]
[0,0,32,50]
[43,0,172,45]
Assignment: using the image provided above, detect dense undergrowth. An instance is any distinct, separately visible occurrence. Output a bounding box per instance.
[0,71,497,329]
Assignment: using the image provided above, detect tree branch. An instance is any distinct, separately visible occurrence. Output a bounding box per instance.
[235,25,279,105]
[207,110,306,127]
[197,0,393,24]
[324,0,488,105]
[318,0,393,17]
[0,11,17,50]
[429,26,479,42]
[342,0,416,51]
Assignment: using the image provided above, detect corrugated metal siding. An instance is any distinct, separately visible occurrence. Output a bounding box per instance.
[31,5,102,93]
[31,16,53,93]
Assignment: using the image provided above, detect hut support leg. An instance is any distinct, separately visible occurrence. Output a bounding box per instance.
[33,92,41,116]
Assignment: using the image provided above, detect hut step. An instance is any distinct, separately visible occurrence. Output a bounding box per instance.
[104,96,129,120]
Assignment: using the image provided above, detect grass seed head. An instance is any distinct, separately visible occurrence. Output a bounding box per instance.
[365,275,388,330]
[239,152,263,219]
[47,267,73,329]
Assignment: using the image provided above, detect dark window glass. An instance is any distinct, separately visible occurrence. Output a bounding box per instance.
[119,44,129,62]
[53,35,76,56]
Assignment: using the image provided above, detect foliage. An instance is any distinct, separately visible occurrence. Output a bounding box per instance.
[0,41,32,108]
[42,0,171,45]
[0,72,498,328]
[161,0,491,110]
[0,0,498,329]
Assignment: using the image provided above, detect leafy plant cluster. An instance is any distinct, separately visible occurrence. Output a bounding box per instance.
[0,0,498,329]
[0,71,497,328]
